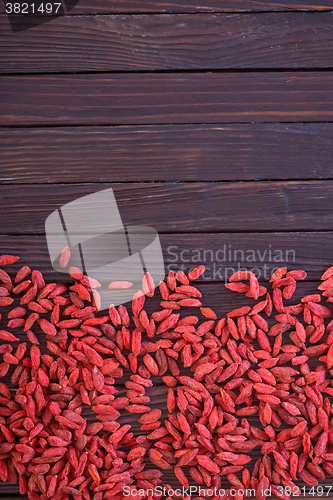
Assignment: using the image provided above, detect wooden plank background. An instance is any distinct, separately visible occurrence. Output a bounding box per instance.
[1,181,333,233]
[1,0,332,14]
[1,0,333,498]
[2,73,333,126]
[1,124,333,182]
[1,13,333,72]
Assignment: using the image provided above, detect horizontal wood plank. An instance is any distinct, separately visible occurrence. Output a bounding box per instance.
[1,72,333,126]
[0,492,26,498]
[0,232,331,282]
[1,123,333,183]
[2,13,333,72]
[66,0,333,13]
[0,0,330,14]
[1,181,333,234]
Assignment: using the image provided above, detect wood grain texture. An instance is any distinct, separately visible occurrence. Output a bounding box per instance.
[1,124,333,183]
[2,13,333,73]
[0,279,331,499]
[1,72,333,126]
[0,494,22,498]
[1,1,333,497]
[0,232,331,282]
[1,181,333,234]
[65,0,333,13]
[0,0,330,14]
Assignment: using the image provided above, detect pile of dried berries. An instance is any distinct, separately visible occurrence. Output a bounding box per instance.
[0,254,333,500]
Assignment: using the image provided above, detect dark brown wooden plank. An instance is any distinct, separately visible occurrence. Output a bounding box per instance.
[1,72,333,126]
[1,123,333,183]
[2,496,24,499]
[77,0,333,12]
[0,232,331,283]
[0,0,330,14]
[0,493,22,498]
[1,181,333,234]
[2,13,333,73]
